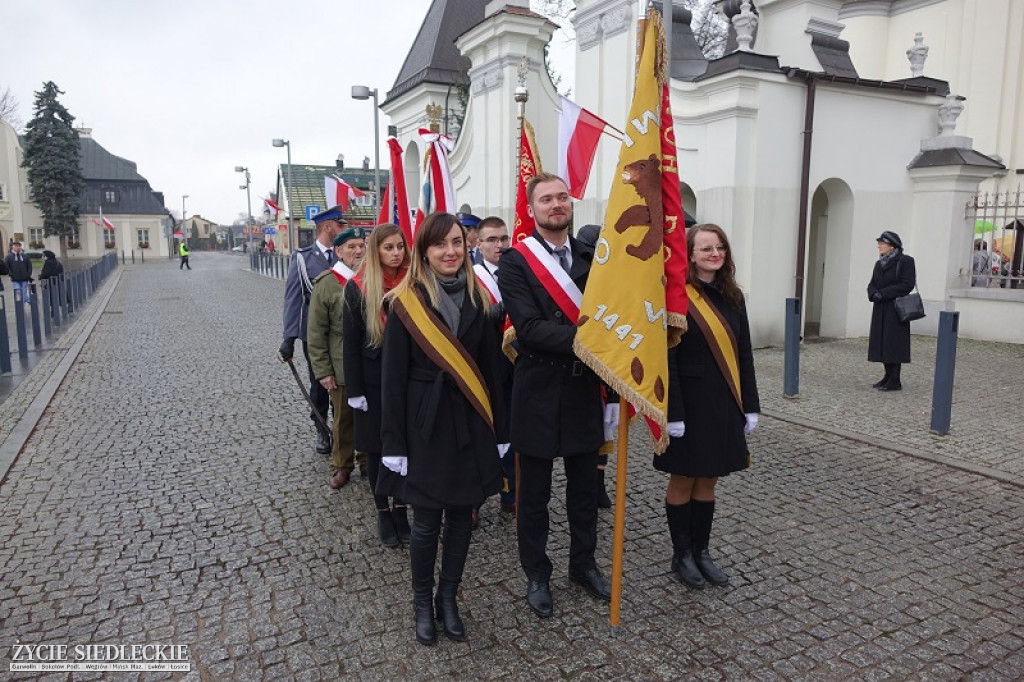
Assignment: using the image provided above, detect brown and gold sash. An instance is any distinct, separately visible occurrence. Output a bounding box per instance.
[391,287,494,431]
[685,283,742,413]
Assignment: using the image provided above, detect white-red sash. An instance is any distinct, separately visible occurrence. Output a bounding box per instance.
[512,236,582,324]
[330,261,356,286]
[473,263,501,304]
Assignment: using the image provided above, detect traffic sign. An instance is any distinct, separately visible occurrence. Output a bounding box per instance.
[263,227,277,235]
[305,205,322,221]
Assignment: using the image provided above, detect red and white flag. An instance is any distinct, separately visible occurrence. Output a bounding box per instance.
[381,137,413,245]
[92,217,114,229]
[264,198,279,217]
[557,95,610,200]
[414,128,455,230]
[325,175,366,212]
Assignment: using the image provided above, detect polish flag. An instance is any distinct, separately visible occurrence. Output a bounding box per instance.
[92,217,114,229]
[414,128,455,231]
[325,175,365,212]
[264,198,280,217]
[558,95,610,200]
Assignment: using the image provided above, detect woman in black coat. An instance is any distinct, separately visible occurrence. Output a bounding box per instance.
[656,224,760,590]
[867,230,916,391]
[379,212,506,646]
[342,223,410,548]
[39,250,64,280]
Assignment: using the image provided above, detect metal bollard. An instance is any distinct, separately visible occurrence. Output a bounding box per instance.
[0,297,10,374]
[51,276,61,328]
[13,288,28,359]
[40,280,51,337]
[783,297,801,398]
[131,250,135,264]
[29,284,41,346]
[930,310,959,435]
[58,274,68,320]
[141,250,145,263]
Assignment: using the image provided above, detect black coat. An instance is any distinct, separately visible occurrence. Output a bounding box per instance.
[497,232,604,459]
[867,253,915,364]
[342,280,384,454]
[40,258,64,280]
[379,282,505,508]
[5,253,32,282]
[657,281,760,477]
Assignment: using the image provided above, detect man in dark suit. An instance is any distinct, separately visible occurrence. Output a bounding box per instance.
[498,173,612,618]
[279,206,346,454]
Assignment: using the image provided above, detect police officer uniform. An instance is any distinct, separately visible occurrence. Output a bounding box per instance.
[280,205,347,454]
[457,212,483,266]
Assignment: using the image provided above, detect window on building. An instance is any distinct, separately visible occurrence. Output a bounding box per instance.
[354,193,375,208]
[0,184,6,202]
[28,228,44,245]
[104,228,116,245]
[69,227,80,244]
[137,228,150,246]
[103,189,118,204]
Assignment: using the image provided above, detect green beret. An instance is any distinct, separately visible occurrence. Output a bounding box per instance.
[333,227,368,247]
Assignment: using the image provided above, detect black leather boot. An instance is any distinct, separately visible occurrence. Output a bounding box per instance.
[410,507,440,646]
[666,502,705,589]
[435,508,471,641]
[314,423,332,455]
[392,503,412,544]
[879,363,902,391]
[377,509,399,549]
[691,499,729,586]
[597,468,612,509]
[872,364,893,389]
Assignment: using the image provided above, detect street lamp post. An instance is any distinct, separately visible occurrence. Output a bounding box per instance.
[235,165,254,252]
[351,85,381,219]
[181,194,189,253]
[272,139,295,252]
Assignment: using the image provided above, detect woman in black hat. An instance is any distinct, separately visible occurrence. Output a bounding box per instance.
[867,231,916,391]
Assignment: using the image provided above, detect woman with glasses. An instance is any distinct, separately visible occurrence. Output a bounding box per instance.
[378,212,507,645]
[657,223,760,590]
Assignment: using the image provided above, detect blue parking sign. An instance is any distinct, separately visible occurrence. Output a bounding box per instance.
[305,205,321,221]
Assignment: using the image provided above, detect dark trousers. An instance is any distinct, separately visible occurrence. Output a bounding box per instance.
[517,450,599,582]
[410,506,473,596]
[301,340,330,431]
[179,255,190,269]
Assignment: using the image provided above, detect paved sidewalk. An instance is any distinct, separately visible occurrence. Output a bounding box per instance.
[0,253,1021,680]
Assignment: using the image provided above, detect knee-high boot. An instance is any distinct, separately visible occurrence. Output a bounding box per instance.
[880,363,902,391]
[666,502,704,589]
[691,499,729,586]
[873,364,893,388]
[434,508,471,641]
[409,507,441,645]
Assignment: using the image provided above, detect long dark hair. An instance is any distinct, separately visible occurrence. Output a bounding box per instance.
[687,223,744,310]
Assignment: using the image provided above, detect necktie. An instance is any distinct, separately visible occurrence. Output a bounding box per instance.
[553,246,570,274]
[325,249,333,266]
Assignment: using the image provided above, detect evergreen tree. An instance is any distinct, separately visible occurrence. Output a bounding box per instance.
[21,82,85,252]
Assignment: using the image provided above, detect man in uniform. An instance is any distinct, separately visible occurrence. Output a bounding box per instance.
[498,173,615,618]
[307,226,367,488]
[457,211,483,265]
[279,205,346,454]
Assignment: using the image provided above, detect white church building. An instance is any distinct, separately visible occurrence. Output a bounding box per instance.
[383,0,1022,345]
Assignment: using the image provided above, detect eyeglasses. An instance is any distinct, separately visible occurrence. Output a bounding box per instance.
[481,236,511,244]
[696,245,728,254]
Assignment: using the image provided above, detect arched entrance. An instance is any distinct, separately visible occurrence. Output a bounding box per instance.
[805,178,854,338]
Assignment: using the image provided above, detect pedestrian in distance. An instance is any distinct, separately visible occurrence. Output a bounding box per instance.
[307,226,368,490]
[497,172,617,619]
[6,241,33,302]
[39,250,64,280]
[279,206,348,455]
[342,223,412,548]
[659,223,760,590]
[178,240,191,270]
[378,212,507,646]
[868,230,916,391]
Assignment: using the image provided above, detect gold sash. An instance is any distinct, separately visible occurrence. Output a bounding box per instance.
[685,283,742,413]
[391,288,494,431]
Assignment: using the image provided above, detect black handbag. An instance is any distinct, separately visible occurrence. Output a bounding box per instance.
[894,288,925,322]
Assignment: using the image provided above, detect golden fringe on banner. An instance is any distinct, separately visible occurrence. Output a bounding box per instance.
[523,119,543,174]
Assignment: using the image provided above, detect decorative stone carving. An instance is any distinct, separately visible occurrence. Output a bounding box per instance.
[600,4,631,37]
[470,63,504,95]
[733,0,758,52]
[937,93,964,136]
[907,32,929,77]
[574,0,633,51]
[576,17,601,51]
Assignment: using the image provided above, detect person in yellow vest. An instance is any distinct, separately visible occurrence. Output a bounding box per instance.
[306,227,367,489]
[378,212,507,646]
[659,224,760,590]
[178,240,191,270]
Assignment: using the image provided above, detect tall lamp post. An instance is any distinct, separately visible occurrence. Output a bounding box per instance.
[351,85,381,219]
[235,165,254,252]
[272,138,295,252]
[181,194,189,252]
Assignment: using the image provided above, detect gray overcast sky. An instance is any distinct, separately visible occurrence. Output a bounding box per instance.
[2,0,440,224]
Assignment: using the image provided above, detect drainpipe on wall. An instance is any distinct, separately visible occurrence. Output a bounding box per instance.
[793,70,817,303]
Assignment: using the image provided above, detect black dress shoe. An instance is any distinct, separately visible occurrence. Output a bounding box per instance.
[314,430,332,455]
[871,378,888,388]
[570,568,611,602]
[878,382,902,391]
[526,580,553,618]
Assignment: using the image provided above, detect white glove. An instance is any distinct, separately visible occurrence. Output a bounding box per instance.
[603,403,620,441]
[347,395,369,412]
[744,413,759,435]
[497,443,511,458]
[667,421,685,438]
[382,456,408,476]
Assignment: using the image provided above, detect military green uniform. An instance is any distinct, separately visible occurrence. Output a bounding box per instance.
[307,269,356,475]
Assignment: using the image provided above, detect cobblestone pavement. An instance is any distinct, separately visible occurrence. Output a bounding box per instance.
[1,253,1021,680]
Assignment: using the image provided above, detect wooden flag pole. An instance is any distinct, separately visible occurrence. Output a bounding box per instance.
[609,395,631,627]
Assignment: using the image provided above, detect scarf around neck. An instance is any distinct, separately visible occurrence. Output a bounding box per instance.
[429,268,467,331]
[878,248,900,267]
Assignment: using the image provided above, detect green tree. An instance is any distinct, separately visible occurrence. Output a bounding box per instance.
[21,82,84,254]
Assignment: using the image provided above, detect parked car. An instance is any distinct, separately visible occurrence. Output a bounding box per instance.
[231,245,244,252]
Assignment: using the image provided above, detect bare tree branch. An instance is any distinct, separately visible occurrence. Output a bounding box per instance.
[0,85,22,130]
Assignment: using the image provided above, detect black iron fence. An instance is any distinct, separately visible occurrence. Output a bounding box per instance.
[965,187,1023,289]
